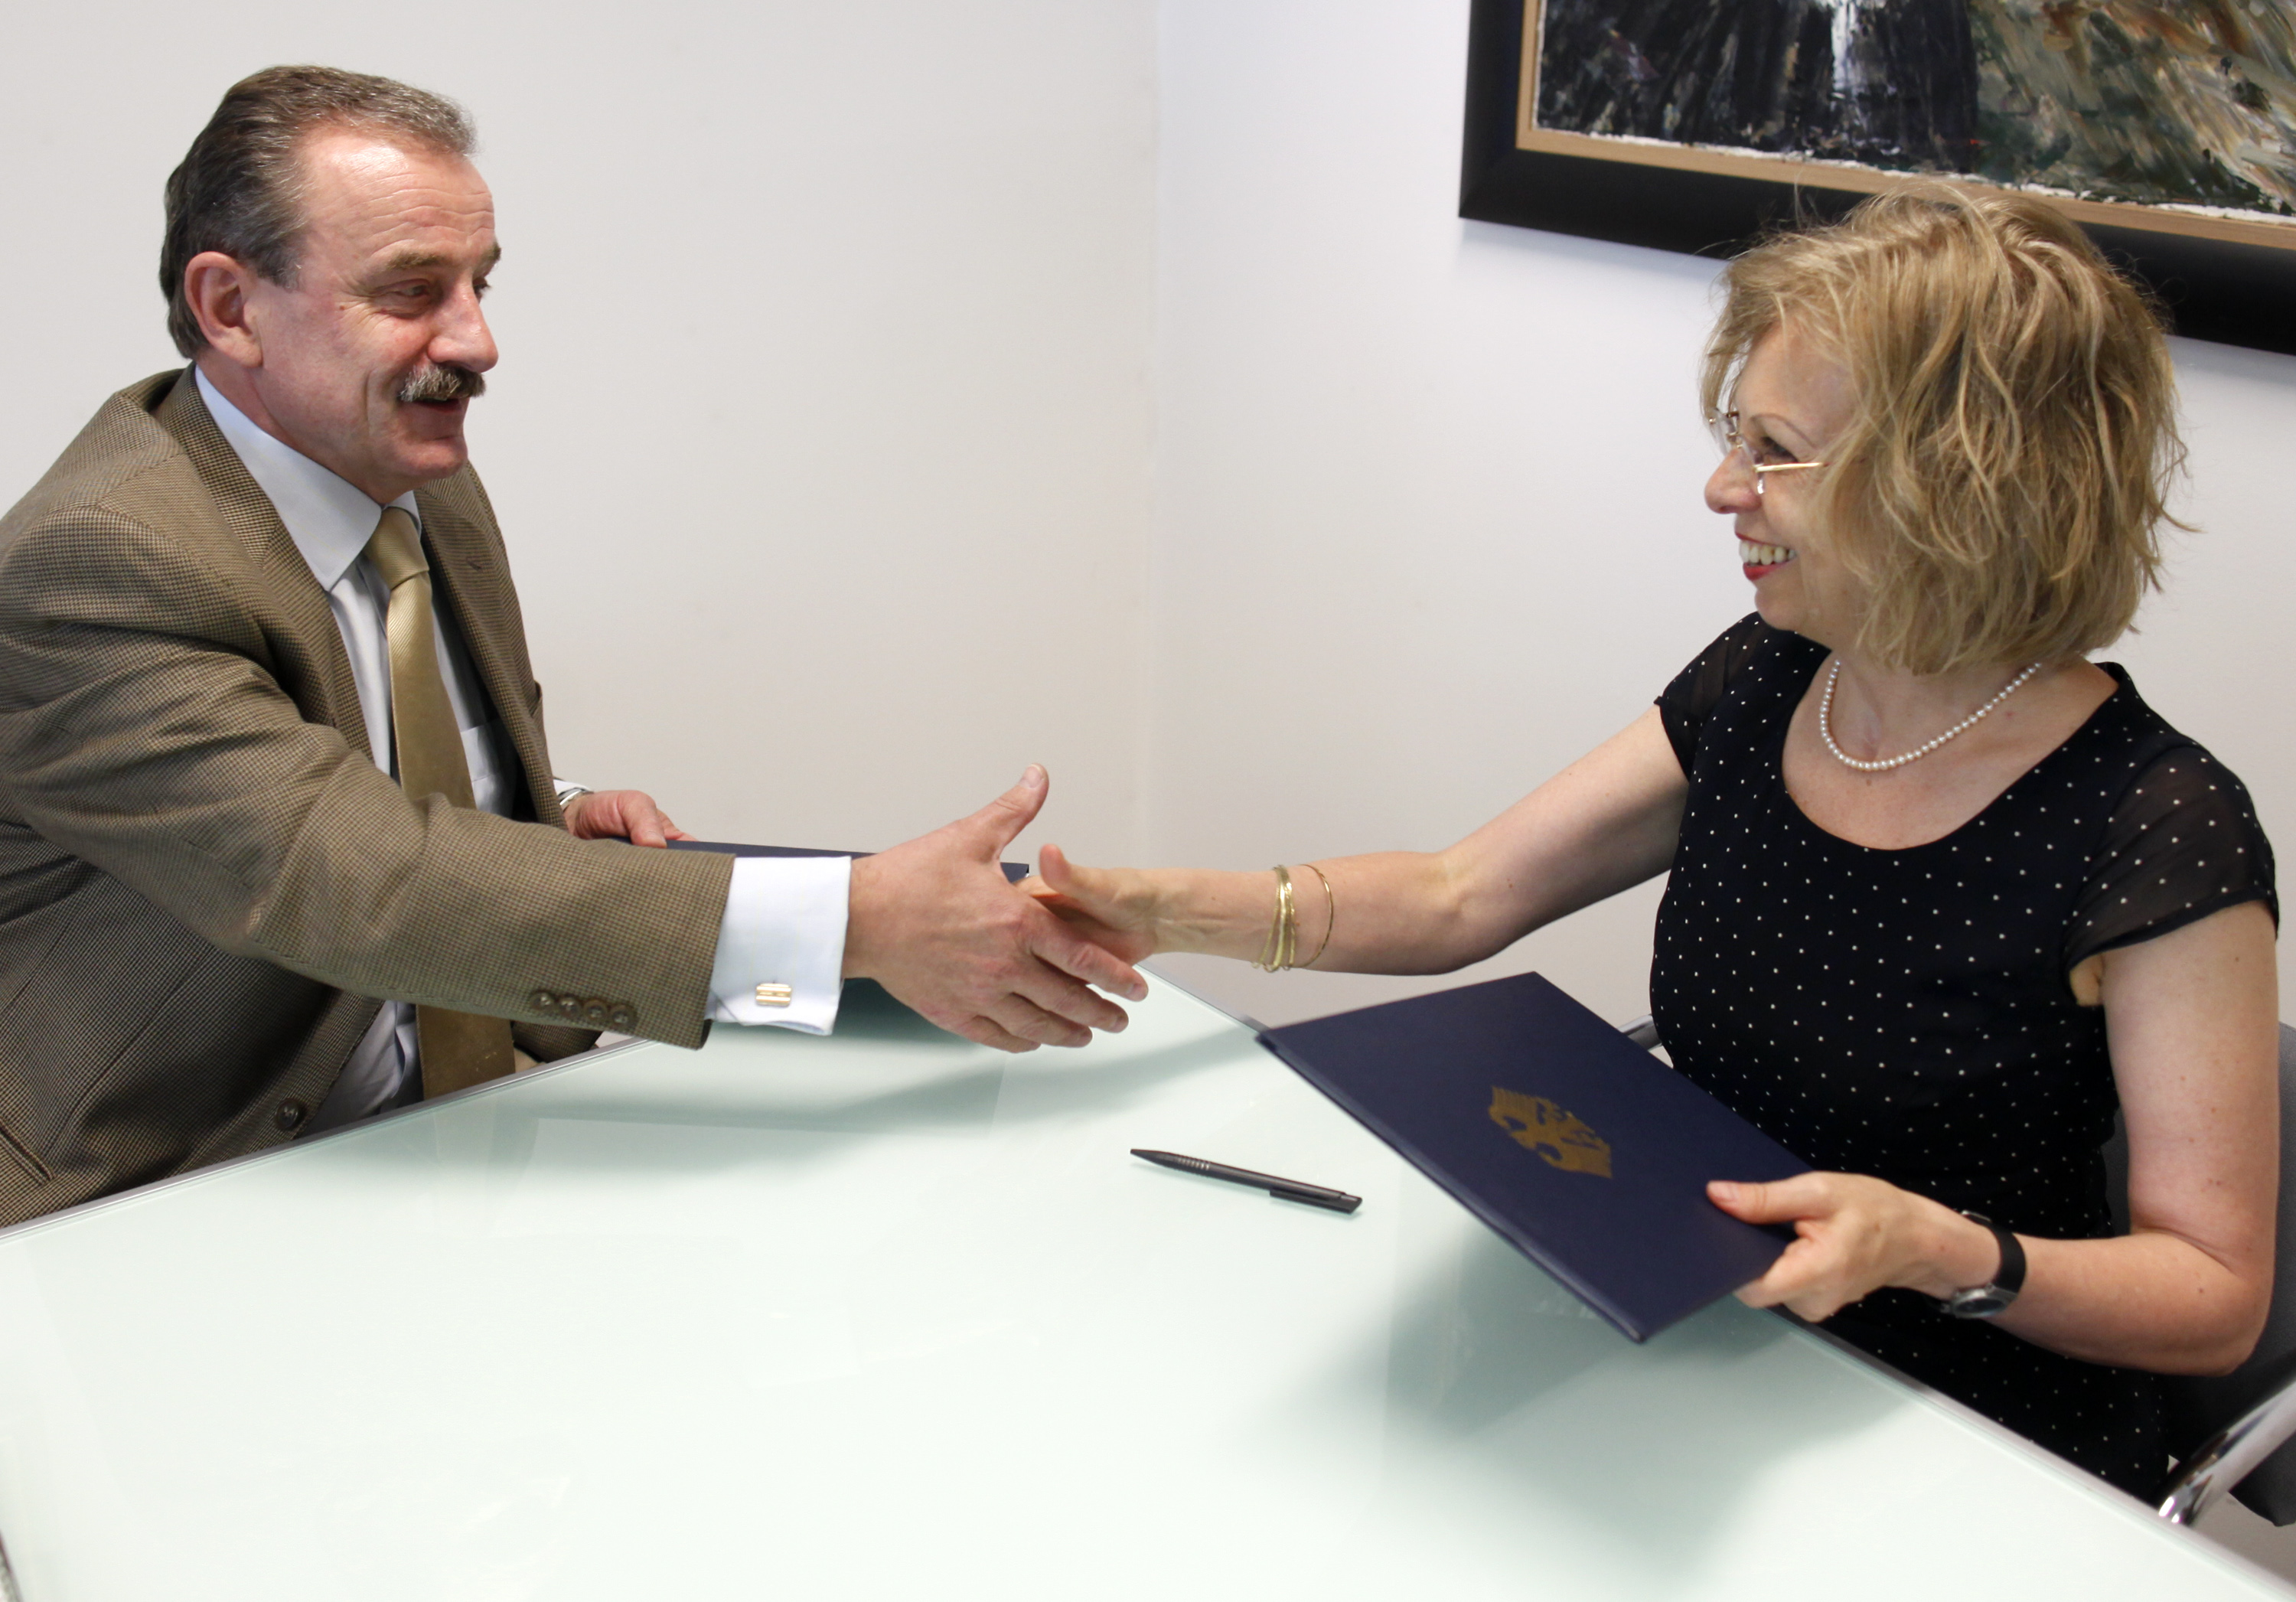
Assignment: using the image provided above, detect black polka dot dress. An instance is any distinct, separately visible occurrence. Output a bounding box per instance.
[1651,616,2278,1496]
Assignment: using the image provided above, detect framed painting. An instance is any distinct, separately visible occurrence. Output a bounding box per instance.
[1461,0,2296,354]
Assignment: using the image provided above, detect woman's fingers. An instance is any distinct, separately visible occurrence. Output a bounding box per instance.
[1713,1173,1886,1321]
[1038,840,1080,888]
[1029,844,1161,961]
[1037,844,1137,922]
[1716,1173,2001,1323]
[1709,1173,1834,1223]
[1035,843,1103,911]
[1733,1235,1858,1321]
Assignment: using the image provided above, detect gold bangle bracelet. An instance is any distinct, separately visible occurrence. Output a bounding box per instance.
[1282,868,1297,970]
[1298,862,1336,969]
[1254,865,1296,971]
[1277,865,1296,971]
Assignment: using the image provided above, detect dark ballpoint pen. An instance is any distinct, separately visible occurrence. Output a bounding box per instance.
[1130,1149,1362,1213]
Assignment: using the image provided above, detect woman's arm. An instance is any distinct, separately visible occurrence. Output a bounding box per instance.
[1714,898,2278,1375]
[1032,706,1690,975]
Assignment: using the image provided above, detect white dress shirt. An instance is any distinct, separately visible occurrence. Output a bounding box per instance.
[193,371,848,1131]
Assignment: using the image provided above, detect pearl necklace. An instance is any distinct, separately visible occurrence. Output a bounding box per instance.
[1818,659,2043,773]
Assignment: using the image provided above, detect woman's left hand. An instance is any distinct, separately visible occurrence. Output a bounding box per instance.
[1708,1173,1985,1322]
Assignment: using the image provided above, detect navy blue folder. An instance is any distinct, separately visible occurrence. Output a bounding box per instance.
[1257,972,1810,1342]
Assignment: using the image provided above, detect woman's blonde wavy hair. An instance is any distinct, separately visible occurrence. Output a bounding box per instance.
[1701,182,2183,676]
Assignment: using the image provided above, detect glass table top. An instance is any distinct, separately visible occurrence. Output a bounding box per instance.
[0,978,2282,1600]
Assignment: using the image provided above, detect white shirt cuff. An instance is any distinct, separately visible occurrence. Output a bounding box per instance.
[706,854,852,1033]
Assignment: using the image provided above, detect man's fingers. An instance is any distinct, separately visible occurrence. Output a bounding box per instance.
[985,994,1092,1049]
[566,789,690,848]
[960,764,1049,856]
[892,994,1040,1053]
[629,809,672,847]
[949,1014,1040,1053]
[1010,960,1130,1036]
[1032,914,1147,1002]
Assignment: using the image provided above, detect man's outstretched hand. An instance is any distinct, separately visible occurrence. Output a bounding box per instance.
[843,766,1147,1052]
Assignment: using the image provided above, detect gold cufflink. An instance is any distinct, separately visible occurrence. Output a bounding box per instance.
[755,983,794,1008]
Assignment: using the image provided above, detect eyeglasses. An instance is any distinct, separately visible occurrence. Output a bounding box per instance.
[1711,410,1827,497]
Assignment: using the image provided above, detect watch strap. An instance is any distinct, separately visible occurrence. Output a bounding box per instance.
[1945,1211,2026,1319]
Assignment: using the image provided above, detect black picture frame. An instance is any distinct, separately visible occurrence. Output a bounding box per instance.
[1460,0,2296,357]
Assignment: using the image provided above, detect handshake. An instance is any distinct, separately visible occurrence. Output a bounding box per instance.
[582,762,1176,1054]
[836,764,1154,1053]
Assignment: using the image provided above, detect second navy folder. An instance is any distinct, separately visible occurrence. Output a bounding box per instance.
[1257,971,1809,1342]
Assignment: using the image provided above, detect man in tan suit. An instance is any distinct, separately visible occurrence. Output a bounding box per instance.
[0,67,1143,1227]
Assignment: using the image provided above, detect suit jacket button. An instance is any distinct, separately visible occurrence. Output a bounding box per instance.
[530,989,557,1010]
[556,995,581,1019]
[581,998,610,1026]
[608,1006,635,1030]
[274,1098,308,1131]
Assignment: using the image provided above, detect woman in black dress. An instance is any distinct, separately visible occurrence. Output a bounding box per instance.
[1024,185,2279,1496]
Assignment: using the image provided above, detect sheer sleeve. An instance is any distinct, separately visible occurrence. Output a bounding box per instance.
[2066,742,2278,968]
[1655,615,1771,776]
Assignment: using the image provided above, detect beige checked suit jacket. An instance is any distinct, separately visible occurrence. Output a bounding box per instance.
[0,370,737,1225]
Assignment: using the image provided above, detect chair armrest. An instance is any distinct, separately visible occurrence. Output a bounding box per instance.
[2157,1372,2296,1525]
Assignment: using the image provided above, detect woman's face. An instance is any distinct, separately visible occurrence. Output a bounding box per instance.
[1707,322,1861,646]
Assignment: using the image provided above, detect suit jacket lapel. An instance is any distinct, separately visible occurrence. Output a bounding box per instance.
[415,488,553,822]
[151,372,374,760]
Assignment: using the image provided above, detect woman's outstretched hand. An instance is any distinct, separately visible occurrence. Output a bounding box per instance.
[1019,844,1166,964]
[1707,1172,1997,1322]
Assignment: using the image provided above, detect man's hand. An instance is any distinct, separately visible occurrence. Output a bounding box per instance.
[563,790,696,847]
[843,766,1149,1052]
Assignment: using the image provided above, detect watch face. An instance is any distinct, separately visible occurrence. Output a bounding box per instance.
[1949,1287,2014,1319]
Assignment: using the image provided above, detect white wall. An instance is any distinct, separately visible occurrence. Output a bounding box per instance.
[6,0,2295,1032]
[1145,0,2296,1029]
[0,0,1157,862]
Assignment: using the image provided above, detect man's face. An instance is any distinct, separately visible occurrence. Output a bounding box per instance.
[237,129,498,502]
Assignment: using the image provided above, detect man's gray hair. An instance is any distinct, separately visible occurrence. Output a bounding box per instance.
[161,66,476,358]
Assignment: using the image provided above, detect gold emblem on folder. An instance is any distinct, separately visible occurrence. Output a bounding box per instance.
[1489,1087,1613,1178]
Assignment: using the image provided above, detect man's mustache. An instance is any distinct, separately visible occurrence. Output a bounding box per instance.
[396,365,486,404]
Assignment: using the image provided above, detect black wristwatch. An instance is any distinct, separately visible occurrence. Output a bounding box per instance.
[1944,1212,2026,1319]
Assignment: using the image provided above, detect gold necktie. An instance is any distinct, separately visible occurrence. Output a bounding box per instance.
[365,507,516,1098]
